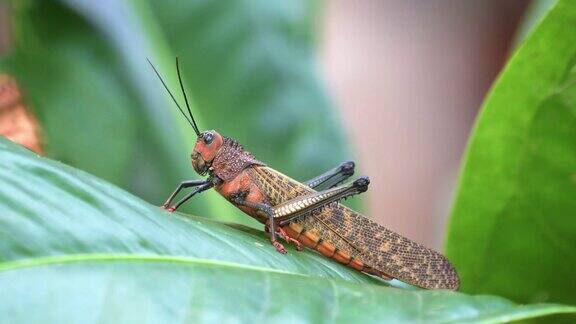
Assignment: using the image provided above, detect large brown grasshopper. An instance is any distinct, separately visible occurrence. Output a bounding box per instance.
[148,58,459,290]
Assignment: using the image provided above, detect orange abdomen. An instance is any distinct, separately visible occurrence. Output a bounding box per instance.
[282,223,392,279]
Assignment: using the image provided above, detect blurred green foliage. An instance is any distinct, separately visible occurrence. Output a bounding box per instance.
[0,0,351,227]
[446,0,576,306]
[1,137,574,322]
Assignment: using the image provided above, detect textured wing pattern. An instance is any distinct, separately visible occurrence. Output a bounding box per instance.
[249,167,459,290]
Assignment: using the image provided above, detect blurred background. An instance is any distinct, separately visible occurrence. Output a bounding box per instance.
[0,0,554,249]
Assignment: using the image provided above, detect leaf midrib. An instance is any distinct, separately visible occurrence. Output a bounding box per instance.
[0,253,304,276]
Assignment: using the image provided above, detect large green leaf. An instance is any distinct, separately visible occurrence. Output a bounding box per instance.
[446,0,576,305]
[1,256,575,323]
[1,136,575,322]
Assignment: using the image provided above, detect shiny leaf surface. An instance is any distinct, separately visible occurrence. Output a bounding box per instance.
[1,256,574,323]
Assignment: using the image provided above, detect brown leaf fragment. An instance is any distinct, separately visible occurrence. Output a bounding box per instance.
[0,74,43,154]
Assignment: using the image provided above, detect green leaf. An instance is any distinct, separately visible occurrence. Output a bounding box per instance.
[1,136,574,322]
[446,0,576,305]
[1,255,575,323]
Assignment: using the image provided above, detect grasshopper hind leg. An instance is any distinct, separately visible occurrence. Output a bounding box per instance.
[274,176,370,225]
[305,161,355,190]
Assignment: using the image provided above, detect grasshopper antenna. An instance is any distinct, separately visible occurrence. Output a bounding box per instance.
[146,58,197,133]
[176,57,200,135]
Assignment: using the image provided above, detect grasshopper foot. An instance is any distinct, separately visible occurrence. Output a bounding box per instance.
[277,227,303,251]
[353,176,370,193]
[340,161,355,176]
[295,242,304,251]
[166,206,176,213]
[272,241,287,254]
[266,223,303,251]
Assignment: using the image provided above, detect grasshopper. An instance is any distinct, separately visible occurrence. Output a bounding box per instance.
[148,58,460,290]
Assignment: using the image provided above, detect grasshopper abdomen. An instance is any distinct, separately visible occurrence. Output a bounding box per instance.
[248,166,459,290]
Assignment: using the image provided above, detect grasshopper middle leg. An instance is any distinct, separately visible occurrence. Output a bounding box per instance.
[230,196,288,254]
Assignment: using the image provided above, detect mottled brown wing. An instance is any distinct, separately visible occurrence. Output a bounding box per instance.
[249,166,459,290]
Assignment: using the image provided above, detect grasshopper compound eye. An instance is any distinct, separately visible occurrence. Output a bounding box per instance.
[203,132,214,145]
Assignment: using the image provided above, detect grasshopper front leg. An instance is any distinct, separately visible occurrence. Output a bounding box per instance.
[168,182,213,212]
[162,179,211,209]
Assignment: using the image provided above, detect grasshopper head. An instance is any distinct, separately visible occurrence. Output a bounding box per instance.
[191,130,224,175]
